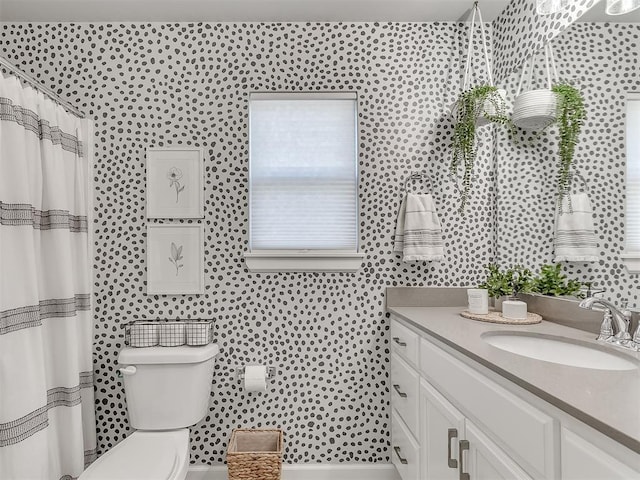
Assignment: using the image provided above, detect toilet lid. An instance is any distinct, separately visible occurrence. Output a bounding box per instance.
[79,429,189,480]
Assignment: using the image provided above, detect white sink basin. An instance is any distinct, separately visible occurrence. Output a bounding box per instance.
[482,332,639,371]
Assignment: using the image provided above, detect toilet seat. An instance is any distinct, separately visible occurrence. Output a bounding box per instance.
[79,429,189,480]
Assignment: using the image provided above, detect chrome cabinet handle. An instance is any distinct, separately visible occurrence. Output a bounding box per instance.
[459,440,470,480]
[393,384,408,398]
[392,337,407,347]
[448,428,458,468]
[394,446,408,465]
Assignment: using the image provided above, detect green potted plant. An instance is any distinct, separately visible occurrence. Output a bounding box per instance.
[552,83,586,204]
[478,263,534,312]
[450,85,512,214]
[531,263,583,297]
[478,263,512,299]
[510,265,534,299]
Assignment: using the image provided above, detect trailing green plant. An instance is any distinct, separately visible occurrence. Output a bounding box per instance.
[551,83,585,204]
[450,85,514,214]
[531,263,583,297]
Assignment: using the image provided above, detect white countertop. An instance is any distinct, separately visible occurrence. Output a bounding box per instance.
[387,306,640,454]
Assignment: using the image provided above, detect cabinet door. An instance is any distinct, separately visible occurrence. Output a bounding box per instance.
[463,422,533,480]
[420,379,466,480]
[561,427,640,480]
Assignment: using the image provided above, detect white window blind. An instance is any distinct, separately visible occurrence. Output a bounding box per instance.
[249,92,358,252]
[626,94,640,253]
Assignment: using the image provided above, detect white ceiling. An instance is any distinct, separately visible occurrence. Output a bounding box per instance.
[0,0,512,22]
[0,0,637,23]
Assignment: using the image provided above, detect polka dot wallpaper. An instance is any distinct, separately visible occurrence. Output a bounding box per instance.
[495,22,640,306]
[492,0,595,82]
[1,22,497,464]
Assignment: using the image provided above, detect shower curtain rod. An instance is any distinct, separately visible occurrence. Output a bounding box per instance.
[0,55,86,119]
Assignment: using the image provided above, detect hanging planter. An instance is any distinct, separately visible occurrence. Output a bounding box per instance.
[512,44,558,130]
[511,44,586,204]
[449,2,512,214]
[450,2,512,126]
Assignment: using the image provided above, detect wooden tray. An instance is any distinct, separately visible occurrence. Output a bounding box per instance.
[460,309,542,325]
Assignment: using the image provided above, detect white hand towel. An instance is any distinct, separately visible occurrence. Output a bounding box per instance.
[554,193,599,262]
[394,193,444,262]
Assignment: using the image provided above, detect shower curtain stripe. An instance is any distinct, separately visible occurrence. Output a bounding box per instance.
[0,97,83,154]
[0,74,96,479]
[0,295,91,335]
[84,449,98,463]
[0,380,91,446]
[0,203,88,231]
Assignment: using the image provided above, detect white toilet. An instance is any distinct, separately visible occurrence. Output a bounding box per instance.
[80,343,219,480]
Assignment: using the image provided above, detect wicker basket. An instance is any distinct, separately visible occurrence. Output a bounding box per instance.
[227,429,283,480]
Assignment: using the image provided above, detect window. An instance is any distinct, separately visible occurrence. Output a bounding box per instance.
[244,92,364,272]
[621,93,640,273]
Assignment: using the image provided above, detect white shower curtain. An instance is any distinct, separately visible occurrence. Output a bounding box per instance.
[0,75,96,479]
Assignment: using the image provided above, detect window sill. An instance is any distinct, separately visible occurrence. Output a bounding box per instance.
[620,253,640,275]
[244,251,365,272]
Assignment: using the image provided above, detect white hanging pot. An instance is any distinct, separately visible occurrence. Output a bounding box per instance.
[450,3,509,127]
[512,44,558,130]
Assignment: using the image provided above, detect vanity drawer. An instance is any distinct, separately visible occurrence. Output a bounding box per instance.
[391,352,420,440]
[420,337,556,479]
[391,318,419,368]
[391,409,420,480]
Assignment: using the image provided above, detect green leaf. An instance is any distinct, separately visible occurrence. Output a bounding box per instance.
[551,83,585,204]
[531,263,582,297]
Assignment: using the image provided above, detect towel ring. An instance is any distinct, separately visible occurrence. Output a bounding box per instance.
[568,171,589,194]
[404,171,433,194]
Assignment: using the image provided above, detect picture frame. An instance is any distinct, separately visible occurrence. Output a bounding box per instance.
[147,224,205,295]
[146,147,204,218]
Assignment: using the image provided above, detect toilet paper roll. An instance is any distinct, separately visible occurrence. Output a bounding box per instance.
[243,365,267,393]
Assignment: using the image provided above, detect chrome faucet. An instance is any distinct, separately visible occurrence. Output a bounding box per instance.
[579,297,637,350]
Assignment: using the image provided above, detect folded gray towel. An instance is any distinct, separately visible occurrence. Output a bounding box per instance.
[554,193,599,262]
[394,193,444,262]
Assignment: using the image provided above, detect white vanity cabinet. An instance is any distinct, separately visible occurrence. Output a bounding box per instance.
[390,315,640,480]
[561,427,640,480]
[390,316,538,480]
[390,320,421,480]
[418,356,534,480]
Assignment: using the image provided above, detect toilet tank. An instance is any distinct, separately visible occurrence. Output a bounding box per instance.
[118,343,219,430]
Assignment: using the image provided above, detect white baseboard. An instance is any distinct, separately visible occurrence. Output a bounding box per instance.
[187,463,400,480]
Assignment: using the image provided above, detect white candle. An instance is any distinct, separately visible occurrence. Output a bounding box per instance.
[467,288,489,315]
[502,300,528,320]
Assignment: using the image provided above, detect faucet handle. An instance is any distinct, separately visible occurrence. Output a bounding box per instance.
[597,311,614,342]
[631,323,640,351]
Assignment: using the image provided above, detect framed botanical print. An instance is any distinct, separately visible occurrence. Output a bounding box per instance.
[147,224,204,295]
[146,147,204,218]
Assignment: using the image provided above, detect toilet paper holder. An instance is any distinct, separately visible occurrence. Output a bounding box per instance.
[236,366,276,381]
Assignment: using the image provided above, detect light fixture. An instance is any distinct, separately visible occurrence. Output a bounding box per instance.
[606,0,640,14]
[536,0,569,15]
